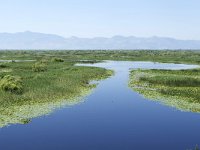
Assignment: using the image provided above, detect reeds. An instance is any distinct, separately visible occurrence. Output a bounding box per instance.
[129,69,200,113]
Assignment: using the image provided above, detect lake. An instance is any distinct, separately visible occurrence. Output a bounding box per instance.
[0,61,199,150]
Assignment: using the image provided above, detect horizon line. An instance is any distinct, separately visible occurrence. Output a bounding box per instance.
[0,31,199,41]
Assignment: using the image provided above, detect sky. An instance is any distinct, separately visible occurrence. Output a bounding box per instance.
[0,0,200,40]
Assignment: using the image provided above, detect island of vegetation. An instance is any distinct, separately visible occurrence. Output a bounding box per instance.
[129,68,200,112]
[0,56,113,127]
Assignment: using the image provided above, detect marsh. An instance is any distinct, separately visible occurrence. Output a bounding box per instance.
[0,57,200,150]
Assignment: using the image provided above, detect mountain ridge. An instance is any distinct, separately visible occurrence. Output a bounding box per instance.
[0,31,200,50]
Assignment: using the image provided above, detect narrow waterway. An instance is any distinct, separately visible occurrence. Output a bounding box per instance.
[0,61,199,150]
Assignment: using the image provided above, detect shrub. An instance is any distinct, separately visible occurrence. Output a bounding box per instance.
[0,63,7,68]
[0,75,23,94]
[32,62,47,72]
[20,119,31,124]
[39,57,50,64]
[52,57,64,62]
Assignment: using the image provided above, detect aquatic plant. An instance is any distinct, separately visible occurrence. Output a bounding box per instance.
[0,86,93,128]
[0,75,23,94]
[129,69,200,113]
[0,60,113,127]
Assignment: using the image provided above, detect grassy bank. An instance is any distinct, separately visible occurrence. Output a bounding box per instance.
[1,50,200,64]
[0,59,113,127]
[129,69,200,112]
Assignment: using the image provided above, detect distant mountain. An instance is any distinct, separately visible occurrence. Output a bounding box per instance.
[0,31,200,50]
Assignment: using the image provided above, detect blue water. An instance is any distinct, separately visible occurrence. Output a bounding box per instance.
[0,61,199,150]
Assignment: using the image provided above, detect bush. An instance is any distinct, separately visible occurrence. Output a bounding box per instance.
[52,57,64,62]
[32,62,47,72]
[0,75,23,94]
[39,57,50,64]
[0,63,7,68]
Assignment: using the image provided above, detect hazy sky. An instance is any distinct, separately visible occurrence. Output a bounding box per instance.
[0,0,200,39]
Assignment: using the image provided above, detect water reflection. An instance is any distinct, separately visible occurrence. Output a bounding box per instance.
[78,61,200,113]
[1,61,199,127]
[1,61,200,150]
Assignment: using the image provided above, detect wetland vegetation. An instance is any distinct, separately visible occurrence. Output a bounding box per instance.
[0,57,113,127]
[1,50,200,64]
[1,50,200,150]
[129,68,200,112]
[0,50,200,127]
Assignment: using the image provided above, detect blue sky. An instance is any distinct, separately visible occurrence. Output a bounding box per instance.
[0,0,200,39]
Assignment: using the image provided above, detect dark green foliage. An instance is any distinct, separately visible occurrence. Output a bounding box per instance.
[139,75,200,87]
[0,63,7,68]
[20,119,31,124]
[52,57,64,62]
[0,75,23,94]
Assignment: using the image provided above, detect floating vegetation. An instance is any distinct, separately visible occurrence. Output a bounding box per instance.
[0,86,93,128]
[0,60,113,127]
[129,69,200,113]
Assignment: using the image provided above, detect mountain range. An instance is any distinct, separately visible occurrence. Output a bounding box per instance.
[0,31,200,50]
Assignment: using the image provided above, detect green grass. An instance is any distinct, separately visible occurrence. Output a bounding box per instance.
[0,59,113,127]
[1,50,200,64]
[129,69,200,113]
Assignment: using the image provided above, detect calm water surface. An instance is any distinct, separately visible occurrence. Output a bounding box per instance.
[0,61,199,150]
